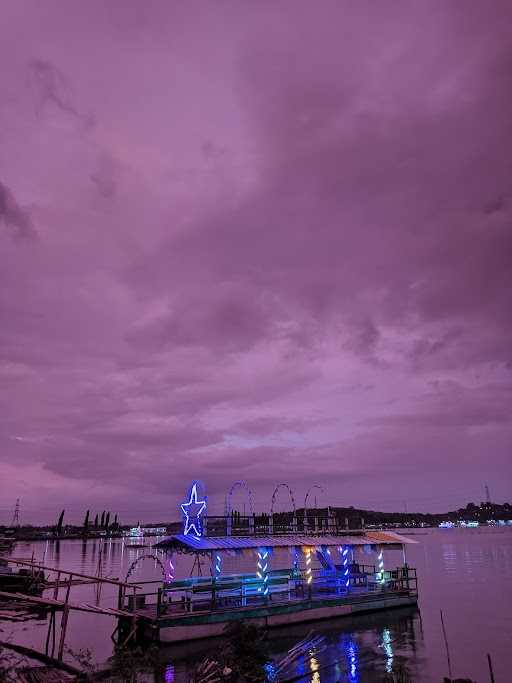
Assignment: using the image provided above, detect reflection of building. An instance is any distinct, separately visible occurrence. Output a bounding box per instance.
[123,526,166,537]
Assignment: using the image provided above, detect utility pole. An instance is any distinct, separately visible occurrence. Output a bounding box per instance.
[484,483,491,504]
[11,499,20,527]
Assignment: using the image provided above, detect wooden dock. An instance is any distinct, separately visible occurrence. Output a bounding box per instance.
[0,557,145,666]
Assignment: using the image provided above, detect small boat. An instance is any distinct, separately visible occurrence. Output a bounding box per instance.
[438,521,455,529]
[0,560,45,595]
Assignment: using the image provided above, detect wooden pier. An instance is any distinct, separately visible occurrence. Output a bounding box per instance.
[0,557,145,664]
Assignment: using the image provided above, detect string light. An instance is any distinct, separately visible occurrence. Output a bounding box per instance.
[214,553,222,577]
[257,548,270,597]
[339,545,350,589]
[305,547,313,585]
[377,549,385,584]
[167,556,175,582]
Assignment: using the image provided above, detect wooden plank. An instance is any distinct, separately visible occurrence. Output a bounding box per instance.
[18,666,75,683]
[0,591,136,618]
[0,640,80,676]
[6,558,140,588]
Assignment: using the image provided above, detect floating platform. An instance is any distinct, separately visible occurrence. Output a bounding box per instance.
[120,530,419,643]
[142,589,417,642]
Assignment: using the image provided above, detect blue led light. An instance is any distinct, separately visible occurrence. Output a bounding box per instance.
[181,482,207,536]
[257,547,270,596]
[215,553,222,576]
[339,545,350,589]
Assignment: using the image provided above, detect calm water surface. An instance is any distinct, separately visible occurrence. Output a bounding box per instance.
[4,527,511,682]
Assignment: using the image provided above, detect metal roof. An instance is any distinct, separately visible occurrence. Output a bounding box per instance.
[154,530,416,552]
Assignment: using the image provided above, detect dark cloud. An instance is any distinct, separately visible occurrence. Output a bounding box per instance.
[0,2,511,522]
[0,181,36,239]
[28,58,95,129]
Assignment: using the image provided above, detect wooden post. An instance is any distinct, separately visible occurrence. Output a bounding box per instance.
[440,609,452,680]
[132,585,137,640]
[57,606,70,661]
[487,653,495,683]
[57,575,73,661]
[53,571,61,600]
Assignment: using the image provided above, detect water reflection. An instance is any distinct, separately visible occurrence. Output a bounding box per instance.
[4,528,511,682]
[309,653,320,683]
[341,636,359,683]
[381,628,393,673]
[158,607,420,683]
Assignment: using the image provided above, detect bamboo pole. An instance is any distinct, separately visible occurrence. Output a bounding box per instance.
[6,557,139,588]
[57,574,73,661]
[440,609,452,679]
[53,571,61,600]
[487,653,495,683]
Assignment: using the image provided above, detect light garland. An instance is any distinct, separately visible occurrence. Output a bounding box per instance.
[167,555,175,582]
[214,553,222,577]
[377,548,385,584]
[257,548,270,597]
[339,545,350,589]
[305,547,313,585]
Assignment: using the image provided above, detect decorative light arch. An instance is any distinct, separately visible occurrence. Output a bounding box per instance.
[270,483,297,519]
[303,484,325,530]
[125,553,166,583]
[226,480,254,517]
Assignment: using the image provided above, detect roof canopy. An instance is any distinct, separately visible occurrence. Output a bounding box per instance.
[155,530,416,553]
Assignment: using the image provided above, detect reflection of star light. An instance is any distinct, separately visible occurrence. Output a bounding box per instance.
[181,483,207,536]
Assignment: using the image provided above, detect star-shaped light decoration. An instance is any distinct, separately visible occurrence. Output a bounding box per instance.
[181,482,207,536]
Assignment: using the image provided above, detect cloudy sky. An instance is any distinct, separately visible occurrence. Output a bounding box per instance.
[1,1,511,524]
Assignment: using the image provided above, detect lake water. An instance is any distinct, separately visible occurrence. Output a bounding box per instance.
[3,527,511,682]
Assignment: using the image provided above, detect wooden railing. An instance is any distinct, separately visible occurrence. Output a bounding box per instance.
[120,565,418,618]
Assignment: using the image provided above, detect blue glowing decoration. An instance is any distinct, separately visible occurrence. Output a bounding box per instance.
[340,635,359,683]
[339,545,350,589]
[257,547,270,597]
[181,482,207,536]
[214,553,222,577]
[263,661,278,682]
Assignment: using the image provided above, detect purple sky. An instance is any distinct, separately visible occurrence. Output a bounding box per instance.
[1,2,511,524]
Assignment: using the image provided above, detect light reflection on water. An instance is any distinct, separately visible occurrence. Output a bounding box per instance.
[3,528,512,682]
